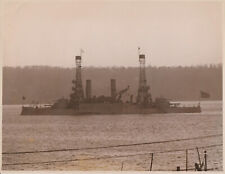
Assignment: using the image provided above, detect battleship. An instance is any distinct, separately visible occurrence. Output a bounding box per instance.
[21,49,201,115]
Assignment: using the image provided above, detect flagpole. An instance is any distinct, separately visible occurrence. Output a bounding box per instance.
[22,96,24,108]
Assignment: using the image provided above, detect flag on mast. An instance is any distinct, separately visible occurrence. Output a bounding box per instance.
[138,47,141,55]
[80,49,85,56]
[200,91,210,98]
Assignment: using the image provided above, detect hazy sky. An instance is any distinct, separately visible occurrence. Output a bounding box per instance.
[3,1,222,67]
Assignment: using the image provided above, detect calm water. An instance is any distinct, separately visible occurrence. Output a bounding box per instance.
[2,101,223,171]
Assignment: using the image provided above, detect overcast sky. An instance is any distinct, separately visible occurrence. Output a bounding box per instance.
[3,1,222,67]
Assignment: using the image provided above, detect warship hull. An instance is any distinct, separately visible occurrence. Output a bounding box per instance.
[20,51,202,116]
[21,103,201,115]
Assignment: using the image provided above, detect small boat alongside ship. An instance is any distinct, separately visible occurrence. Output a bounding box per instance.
[21,49,201,115]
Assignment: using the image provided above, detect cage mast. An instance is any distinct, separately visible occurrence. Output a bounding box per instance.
[137,47,151,106]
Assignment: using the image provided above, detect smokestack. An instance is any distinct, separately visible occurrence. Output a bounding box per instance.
[86,80,92,99]
[111,79,116,100]
[75,55,84,101]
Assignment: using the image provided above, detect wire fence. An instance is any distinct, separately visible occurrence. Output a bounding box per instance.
[2,134,222,167]
[2,133,222,155]
[2,143,222,166]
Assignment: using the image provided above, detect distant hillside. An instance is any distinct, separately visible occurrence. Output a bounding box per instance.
[3,65,222,104]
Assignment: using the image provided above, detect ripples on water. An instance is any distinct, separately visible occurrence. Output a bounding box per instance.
[2,101,223,171]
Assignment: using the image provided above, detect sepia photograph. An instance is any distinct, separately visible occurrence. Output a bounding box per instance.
[1,0,223,171]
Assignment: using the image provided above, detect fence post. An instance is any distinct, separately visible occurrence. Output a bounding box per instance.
[196,147,202,165]
[121,162,124,171]
[186,149,188,171]
[149,153,154,171]
[204,151,207,171]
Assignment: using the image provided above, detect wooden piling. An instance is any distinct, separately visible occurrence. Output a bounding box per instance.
[196,147,202,165]
[149,153,154,171]
[186,149,188,171]
[121,162,124,171]
[204,150,207,171]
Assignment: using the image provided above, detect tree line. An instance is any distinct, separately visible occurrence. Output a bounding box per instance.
[3,64,222,104]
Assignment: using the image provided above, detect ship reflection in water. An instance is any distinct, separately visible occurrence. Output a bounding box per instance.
[21,49,201,116]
